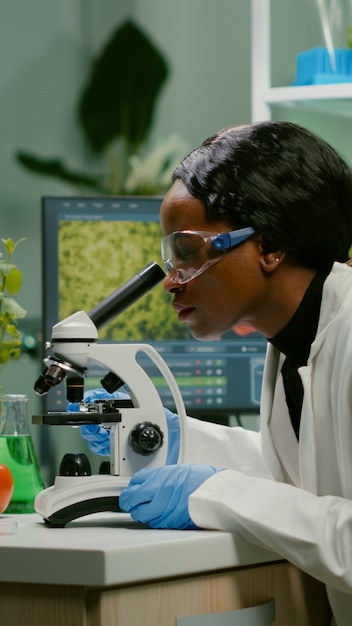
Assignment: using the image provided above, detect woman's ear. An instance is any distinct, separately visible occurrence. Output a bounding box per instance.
[255,234,285,273]
[259,249,285,273]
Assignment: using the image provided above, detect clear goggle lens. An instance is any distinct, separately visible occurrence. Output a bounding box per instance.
[161,226,255,284]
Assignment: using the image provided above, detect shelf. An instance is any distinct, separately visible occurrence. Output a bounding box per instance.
[251,0,352,120]
[265,83,352,105]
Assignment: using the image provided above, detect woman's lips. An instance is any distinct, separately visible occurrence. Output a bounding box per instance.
[172,302,196,323]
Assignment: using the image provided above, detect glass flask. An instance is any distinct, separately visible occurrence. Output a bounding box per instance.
[0,394,45,513]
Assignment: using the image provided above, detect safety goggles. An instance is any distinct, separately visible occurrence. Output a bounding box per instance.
[161,226,255,284]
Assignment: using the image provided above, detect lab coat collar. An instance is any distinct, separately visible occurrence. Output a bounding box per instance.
[310,262,352,359]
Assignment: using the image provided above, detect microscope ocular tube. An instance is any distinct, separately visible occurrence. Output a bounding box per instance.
[88,261,165,330]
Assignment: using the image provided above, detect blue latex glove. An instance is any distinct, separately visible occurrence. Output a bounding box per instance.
[67,389,127,457]
[119,464,221,529]
[79,423,111,456]
[68,388,180,463]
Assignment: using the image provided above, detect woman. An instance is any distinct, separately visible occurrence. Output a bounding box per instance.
[84,121,352,625]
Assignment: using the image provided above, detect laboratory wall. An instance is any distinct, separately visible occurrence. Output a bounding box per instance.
[0,0,351,479]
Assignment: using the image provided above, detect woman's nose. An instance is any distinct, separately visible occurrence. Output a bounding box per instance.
[163,273,183,293]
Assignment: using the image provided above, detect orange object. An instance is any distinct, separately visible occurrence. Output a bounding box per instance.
[0,464,14,513]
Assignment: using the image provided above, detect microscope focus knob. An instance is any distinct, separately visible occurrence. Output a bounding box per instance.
[128,422,164,456]
[58,453,92,476]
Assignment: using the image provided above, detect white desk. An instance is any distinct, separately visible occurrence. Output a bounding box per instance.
[0,513,331,625]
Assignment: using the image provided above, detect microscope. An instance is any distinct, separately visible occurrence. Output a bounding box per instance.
[33,262,187,527]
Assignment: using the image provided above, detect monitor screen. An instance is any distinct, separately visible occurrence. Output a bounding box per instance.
[41,196,267,420]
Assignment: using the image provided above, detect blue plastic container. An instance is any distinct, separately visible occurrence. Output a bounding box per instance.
[294,47,352,85]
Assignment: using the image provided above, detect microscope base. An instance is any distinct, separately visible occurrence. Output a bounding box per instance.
[35,475,130,528]
[43,496,122,528]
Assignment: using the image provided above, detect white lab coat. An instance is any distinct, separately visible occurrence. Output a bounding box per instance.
[180,262,352,626]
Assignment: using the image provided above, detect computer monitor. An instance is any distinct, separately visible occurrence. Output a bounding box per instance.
[41,196,267,421]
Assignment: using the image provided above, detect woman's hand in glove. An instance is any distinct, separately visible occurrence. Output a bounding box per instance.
[119,464,221,529]
[67,389,129,457]
[68,388,180,463]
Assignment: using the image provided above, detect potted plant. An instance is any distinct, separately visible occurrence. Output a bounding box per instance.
[0,238,44,514]
[15,20,187,195]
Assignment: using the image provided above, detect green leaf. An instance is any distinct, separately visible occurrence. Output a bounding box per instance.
[4,267,22,294]
[3,323,21,338]
[0,238,26,259]
[10,237,26,253]
[15,152,103,190]
[0,341,17,365]
[0,237,26,373]
[1,296,27,320]
[1,238,15,256]
[78,21,168,154]
[0,344,11,365]
[10,347,21,361]
[0,262,16,279]
[0,341,21,364]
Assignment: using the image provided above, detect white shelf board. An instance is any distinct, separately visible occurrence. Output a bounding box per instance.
[265,83,352,104]
[251,0,352,120]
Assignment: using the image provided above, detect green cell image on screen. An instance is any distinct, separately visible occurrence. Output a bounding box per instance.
[58,219,188,342]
